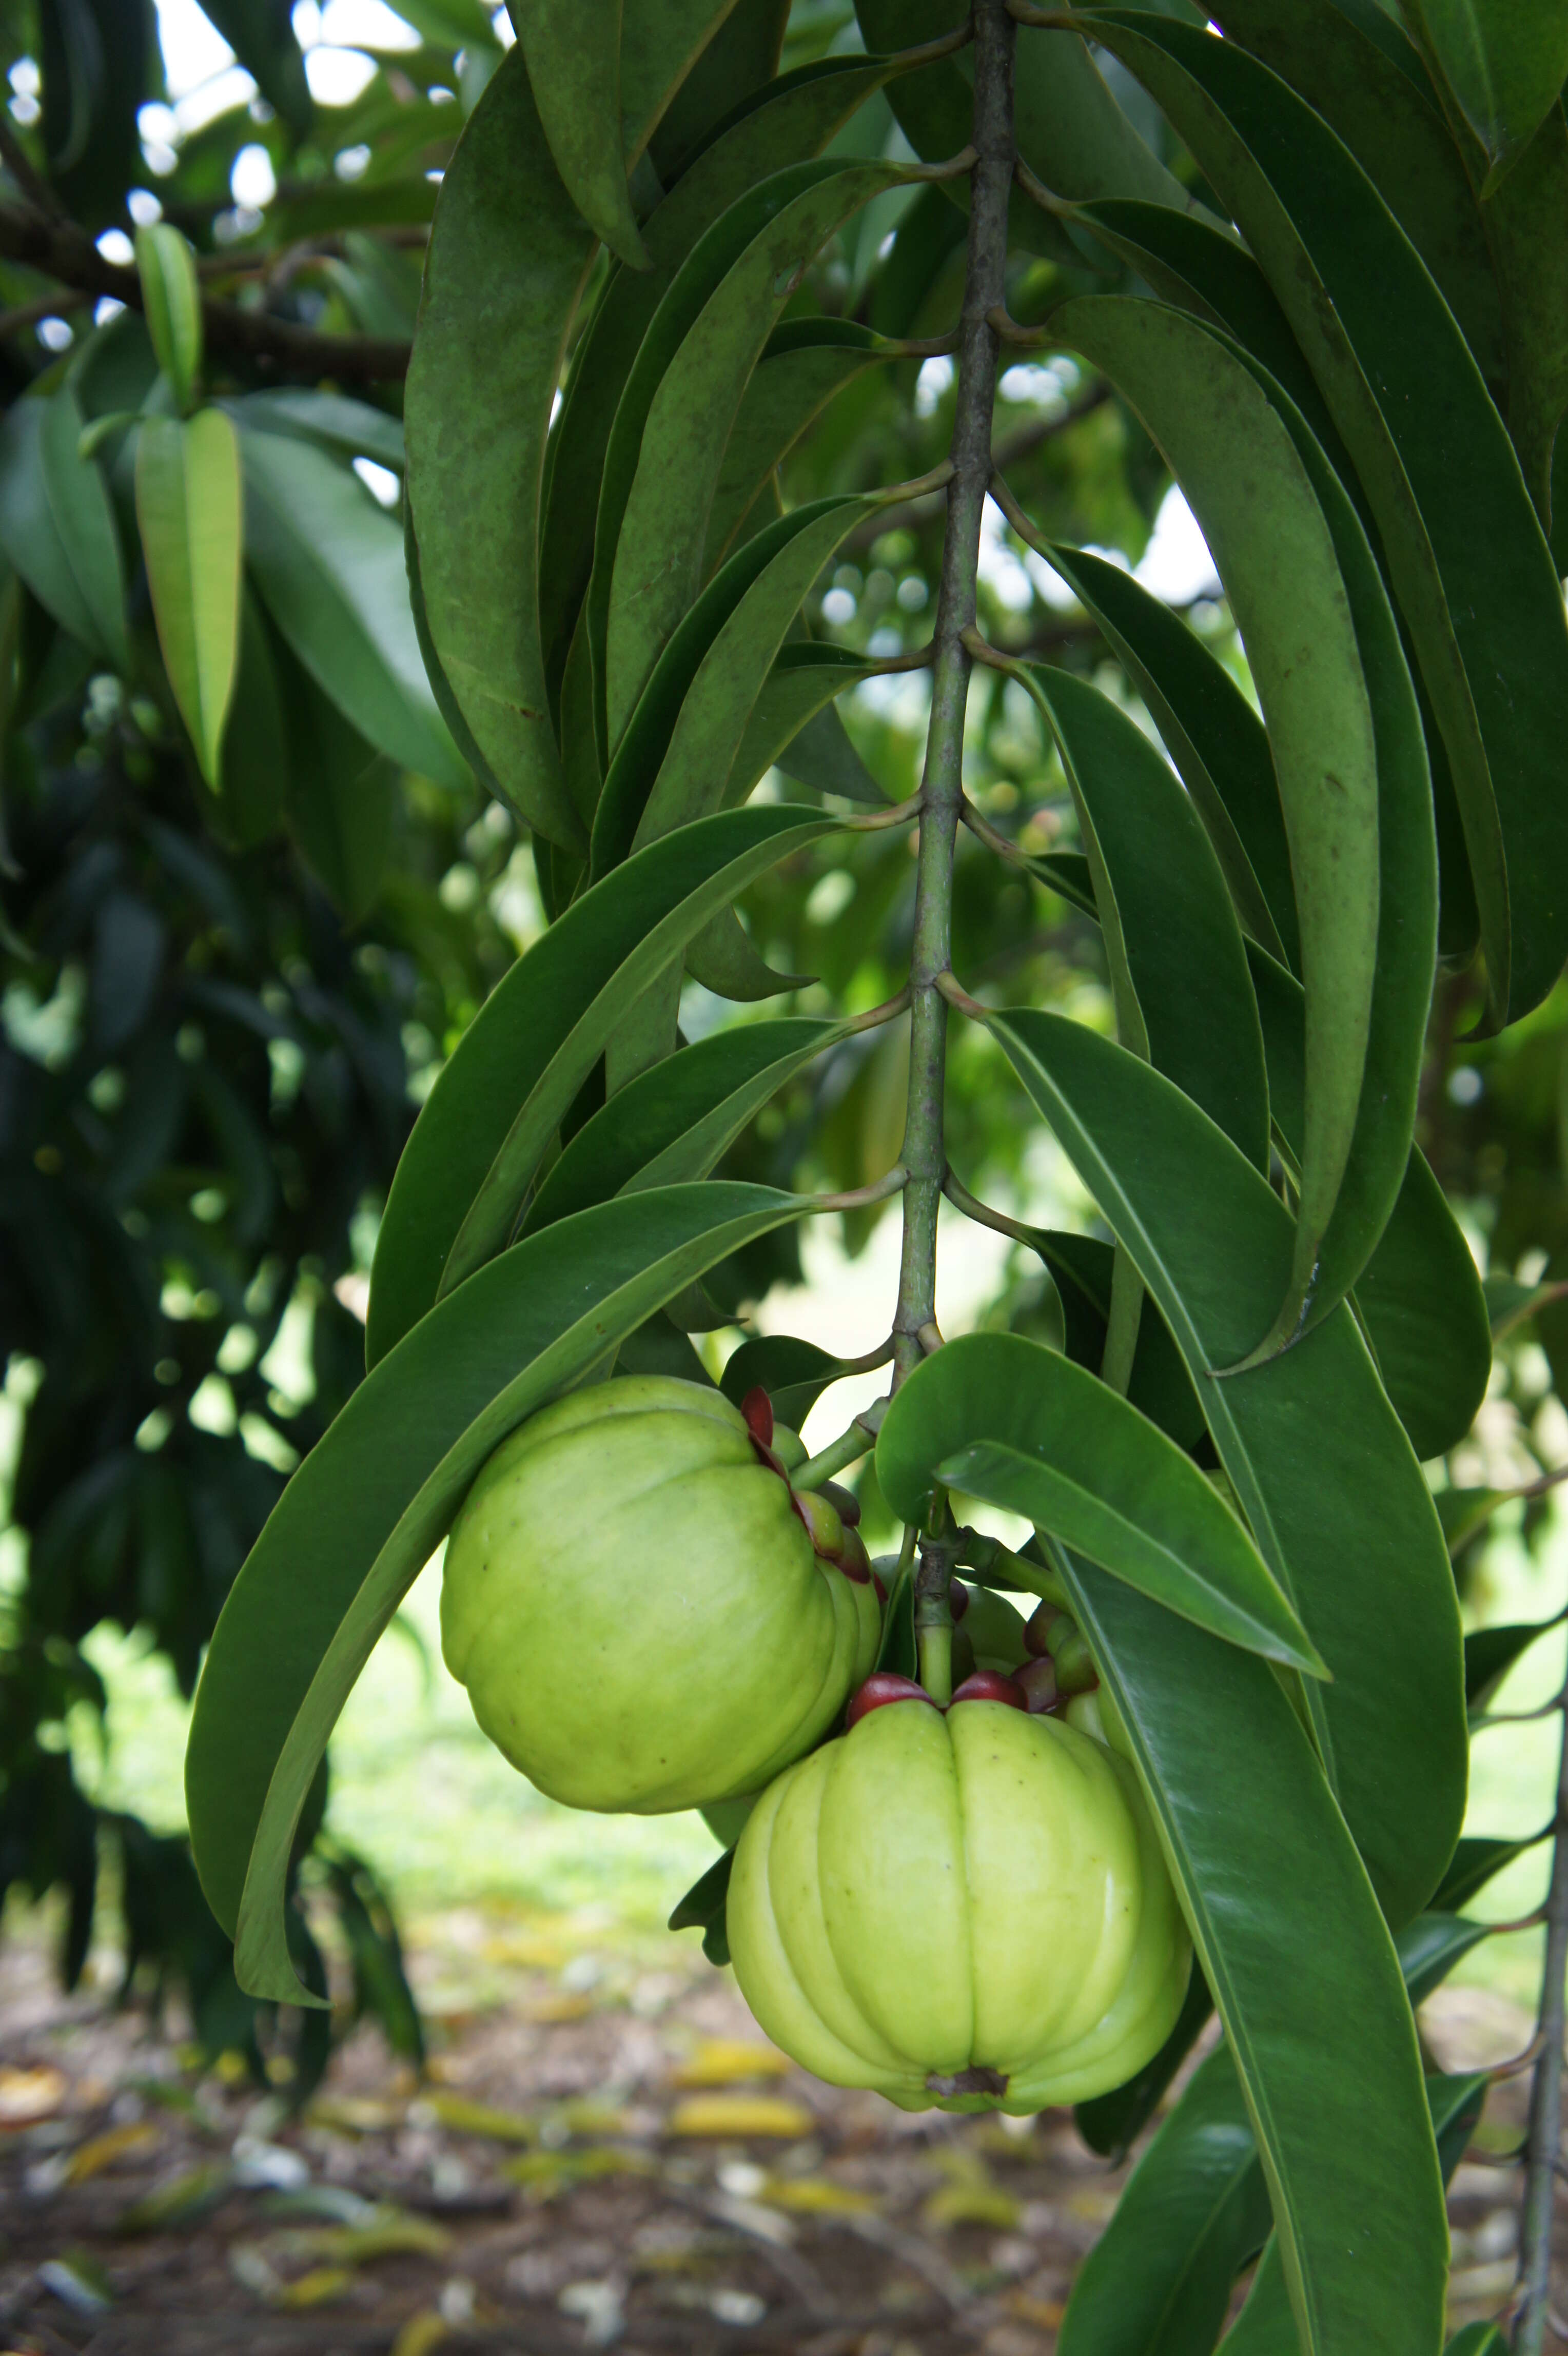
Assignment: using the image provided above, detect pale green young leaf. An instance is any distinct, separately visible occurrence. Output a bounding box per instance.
[135,409,243,789]
[135,222,204,413]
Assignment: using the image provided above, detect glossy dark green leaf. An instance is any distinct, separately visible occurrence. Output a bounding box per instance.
[1246,944,1488,1458]
[1061,1557,1447,2355]
[1433,1831,1547,1913]
[1219,2066,1486,2352]
[1478,103,1568,518]
[239,428,465,792]
[194,0,312,140]
[1445,2329,1508,2356]
[877,1333,1322,1671]
[1066,1910,1483,2351]
[0,391,127,672]
[1055,299,1390,1358]
[1407,0,1568,189]
[522,1017,838,1234]
[603,159,906,747]
[365,804,838,1364]
[273,633,398,926]
[1074,1965,1213,2165]
[516,0,649,266]
[719,1333,854,1426]
[682,906,811,1003]
[1466,1615,1562,1709]
[1024,665,1269,1172]
[186,1183,816,1999]
[405,47,595,846]
[1059,2042,1271,2356]
[1092,11,1568,1025]
[592,495,874,875]
[538,56,891,706]
[669,1845,734,1934]
[1023,1228,1205,1452]
[1032,542,1297,971]
[992,1012,1467,1928]
[1210,0,1502,382]
[649,0,791,187]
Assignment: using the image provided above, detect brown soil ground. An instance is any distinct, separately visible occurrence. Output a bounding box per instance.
[0,1905,1547,2354]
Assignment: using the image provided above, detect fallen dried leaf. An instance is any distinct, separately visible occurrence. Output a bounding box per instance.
[1005,2291,1067,2328]
[390,2311,451,2356]
[307,2094,405,2135]
[923,2181,1022,2231]
[420,2093,536,2144]
[37,2253,113,2314]
[0,2066,67,2127]
[63,2123,159,2184]
[277,2265,356,2308]
[284,2211,454,2262]
[760,2174,879,2216]
[502,2146,656,2201]
[117,2163,233,2234]
[668,2094,815,2139]
[519,1992,596,2024]
[670,2038,791,2089]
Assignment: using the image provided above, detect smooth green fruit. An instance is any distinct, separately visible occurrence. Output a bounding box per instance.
[728,1693,1190,2112]
[440,1376,881,1813]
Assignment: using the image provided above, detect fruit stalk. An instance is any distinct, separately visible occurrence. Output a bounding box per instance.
[890,0,1016,1386]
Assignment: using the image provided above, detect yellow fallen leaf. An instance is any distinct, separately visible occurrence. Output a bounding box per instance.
[668,2095,815,2139]
[518,1992,595,2024]
[760,2174,878,2216]
[288,2214,453,2262]
[670,2038,791,2089]
[307,2095,404,2135]
[550,2098,634,2137]
[502,2147,656,2201]
[423,2093,535,2143]
[64,2124,159,2184]
[277,2266,355,2308]
[922,2181,1022,2231]
[1007,2292,1066,2328]
[390,2312,450,2356]
[0,2065,66,2127]
[117,2164,233,2234]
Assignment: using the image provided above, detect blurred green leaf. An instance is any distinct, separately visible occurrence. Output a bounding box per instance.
[136,411,243,789]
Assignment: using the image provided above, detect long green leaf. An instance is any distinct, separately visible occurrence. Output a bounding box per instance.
[591,495,872,875]
[1247,943,1489,1459]
[1222,332,1438,1356]
[136,411,243,790]
[1054,299,1385,1358]
[1479,102,1568,518]
[1060,1558,1447,2355]
[405,46,595,845]
[1060,2044,1271,2356]
[1091,11,1568,1025]
[522,1015,839,1233]
[538,56,890,704]
[365,803,838,1364]
[876,1333,1322,1672]
[1063,1919,1485,2354]
[1408,0,1568,190]
[1074,1966,1214,2165]
[516,0,650,267]
[704,321,897,574]
[185,1183,817,1999]
[992,1012,1467,1929]
[1219,2067,1486,2352]
[134,223,204,412]
[1024,665,1269,1173]
[238,427,465,792]
[730,645,880,804]
[1211,0,1503,383]
[1033,542,1297,971]
[0,400,103,656]
[603,158,905,745]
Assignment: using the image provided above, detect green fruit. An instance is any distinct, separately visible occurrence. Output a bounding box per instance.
[440,1376,881,1813]
[728,1693,1190,2113]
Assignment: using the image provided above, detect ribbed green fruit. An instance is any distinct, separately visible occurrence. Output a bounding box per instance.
[728,1693,1190,2112]
[440,1376,881,1813]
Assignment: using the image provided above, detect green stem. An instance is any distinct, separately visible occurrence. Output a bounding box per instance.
[890,0,1016,1387]
[794,1398,888,1493]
